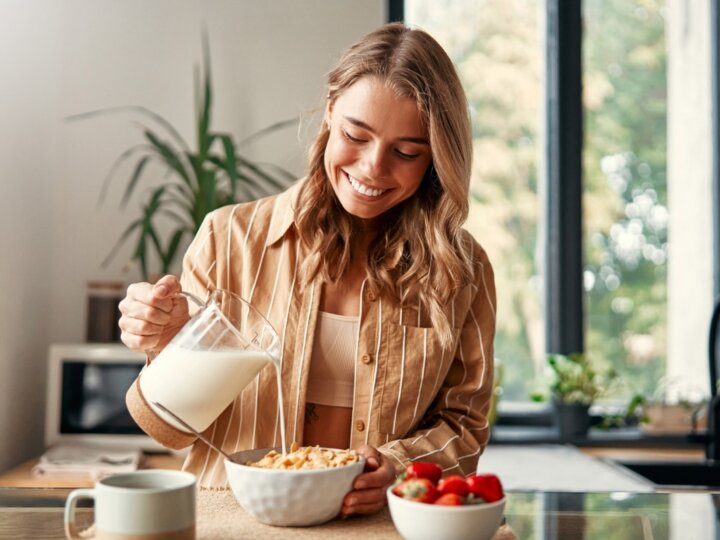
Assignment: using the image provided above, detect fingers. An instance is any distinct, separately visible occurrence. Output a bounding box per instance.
[152,274,182,299]
[126,275,180,312]
[119,297,173,326]
[340,446,395,517]
[118,316,167,336]
[118,276,186,354]
[341,497,386,516]
[353,453,394,490]
[120,330,161,353]
[341,486,387,516]
[356,444,381,471]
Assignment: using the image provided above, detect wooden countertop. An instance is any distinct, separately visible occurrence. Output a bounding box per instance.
[6,488,718,539]
[0,488,517,540]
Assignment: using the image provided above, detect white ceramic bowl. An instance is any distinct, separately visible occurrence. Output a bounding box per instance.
[224,447,365,526]
[387,486,506,540]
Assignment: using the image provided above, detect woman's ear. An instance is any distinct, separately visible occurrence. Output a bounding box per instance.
[324,100,334,130]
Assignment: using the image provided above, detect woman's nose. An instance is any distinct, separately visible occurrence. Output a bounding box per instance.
[361,144,389,178]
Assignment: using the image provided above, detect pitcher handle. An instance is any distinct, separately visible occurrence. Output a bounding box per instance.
[64,488,96,539]
[179,290,205,308]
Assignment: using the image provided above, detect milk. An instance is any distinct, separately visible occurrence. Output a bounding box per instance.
[140,346,286,454]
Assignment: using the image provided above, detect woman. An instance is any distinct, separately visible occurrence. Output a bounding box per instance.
[120,22,496,516]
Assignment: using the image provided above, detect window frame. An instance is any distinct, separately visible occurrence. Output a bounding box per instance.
[392,0,720,431]
[712,0,720,300]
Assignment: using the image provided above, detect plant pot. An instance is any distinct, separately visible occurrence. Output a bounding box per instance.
[641,403,706,434]
[553,401,591,441]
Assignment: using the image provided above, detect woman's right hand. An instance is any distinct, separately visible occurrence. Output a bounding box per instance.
[118,274,190,355]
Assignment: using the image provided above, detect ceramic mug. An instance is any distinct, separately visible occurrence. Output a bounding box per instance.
[64,470,196,540]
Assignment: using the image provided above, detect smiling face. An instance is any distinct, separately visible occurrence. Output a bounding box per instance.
[324,76,433,222]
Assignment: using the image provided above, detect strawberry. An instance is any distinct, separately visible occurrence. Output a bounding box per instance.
[434,493,465,506]
[405,462,443,484]
[437,475,469,497]
[392,478,439,503]
[466,473,504,503]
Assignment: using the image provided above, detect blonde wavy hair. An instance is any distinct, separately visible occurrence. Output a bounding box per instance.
[295,23,474,348]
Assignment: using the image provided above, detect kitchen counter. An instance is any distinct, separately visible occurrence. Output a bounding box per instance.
[1,486,718,539]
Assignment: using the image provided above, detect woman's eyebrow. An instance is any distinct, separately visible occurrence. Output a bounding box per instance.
[344,115,429,144]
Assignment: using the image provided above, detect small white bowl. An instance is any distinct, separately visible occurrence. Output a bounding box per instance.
[224,447,365,526]
[387,486,506,540]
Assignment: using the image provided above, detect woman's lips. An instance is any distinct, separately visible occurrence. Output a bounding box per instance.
[343,171,391,198]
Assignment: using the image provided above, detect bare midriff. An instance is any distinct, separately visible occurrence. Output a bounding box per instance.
[306,271,363,450]
[303,403,353,449]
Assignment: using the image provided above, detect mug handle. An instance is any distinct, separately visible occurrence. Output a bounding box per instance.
[64,488,96,539]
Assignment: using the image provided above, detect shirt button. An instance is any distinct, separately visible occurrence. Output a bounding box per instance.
[355,420,366,432]
[361,353,373,364]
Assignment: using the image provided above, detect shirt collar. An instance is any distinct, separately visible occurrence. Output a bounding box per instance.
[265,179,304,246]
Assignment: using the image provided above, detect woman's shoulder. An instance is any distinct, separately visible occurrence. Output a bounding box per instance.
[456,228,493,269]
[454,229,496,312]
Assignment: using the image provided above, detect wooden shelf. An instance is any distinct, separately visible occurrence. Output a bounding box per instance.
[0,453,183,488]
[579,446,705,461]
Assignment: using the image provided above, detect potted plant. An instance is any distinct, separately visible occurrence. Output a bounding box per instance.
[533,352,616,441]
[629,378,708,435]
[69,35,296,279]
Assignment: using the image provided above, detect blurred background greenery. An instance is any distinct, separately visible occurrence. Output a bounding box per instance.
[407,0,674,403]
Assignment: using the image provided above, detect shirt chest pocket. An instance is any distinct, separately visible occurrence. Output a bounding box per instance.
[377,322,459,437]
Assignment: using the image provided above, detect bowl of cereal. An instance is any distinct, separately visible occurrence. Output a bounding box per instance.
[224,443,365,526]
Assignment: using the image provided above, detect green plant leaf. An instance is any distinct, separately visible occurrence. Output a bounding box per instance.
[101,217,144,268]
[159,208,193,230]
[237,117,298,146]
[81,35,298,277]
[133,187,167,279]
[98,143,150,204]
[163,229,186,271]
[196,30,213,160]
[145,131,194,187]
[120,155,152,208]
[237,157,292,193]
[256,161,298,182]
[66,105,191,153]
[147,226,164,271]
[164,181,196,212]
[217,134,239,195]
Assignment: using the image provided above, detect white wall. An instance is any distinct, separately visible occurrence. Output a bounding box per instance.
[0,0,384,471]
[0,0,62,474]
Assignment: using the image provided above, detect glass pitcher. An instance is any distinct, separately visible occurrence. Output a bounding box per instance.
[139,289,282,433]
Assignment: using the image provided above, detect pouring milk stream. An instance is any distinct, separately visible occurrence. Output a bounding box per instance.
[139,289,288,455]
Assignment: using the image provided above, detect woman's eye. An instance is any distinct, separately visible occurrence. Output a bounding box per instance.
[395,149,420,160]
[342,130,365,143]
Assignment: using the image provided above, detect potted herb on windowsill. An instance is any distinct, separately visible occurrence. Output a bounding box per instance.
[532,353,617,442]
[68,35,296,279]
[629,378,708,435]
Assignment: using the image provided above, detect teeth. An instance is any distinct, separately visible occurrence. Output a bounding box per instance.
[346,172,387,197]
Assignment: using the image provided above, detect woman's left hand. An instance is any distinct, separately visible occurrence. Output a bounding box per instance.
[340,445,396,517]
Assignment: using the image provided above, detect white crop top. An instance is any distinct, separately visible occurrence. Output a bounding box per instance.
[305,311,359,408]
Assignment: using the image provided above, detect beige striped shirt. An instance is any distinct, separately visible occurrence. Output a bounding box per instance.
[126,180,496,488]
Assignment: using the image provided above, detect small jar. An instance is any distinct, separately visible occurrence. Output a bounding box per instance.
[86,280,125,343]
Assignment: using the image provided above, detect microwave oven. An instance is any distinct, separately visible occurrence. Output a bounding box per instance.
[45,343,166,451]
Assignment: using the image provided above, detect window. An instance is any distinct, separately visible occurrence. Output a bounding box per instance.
[404,0,716,405]
[406,0,545,402]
